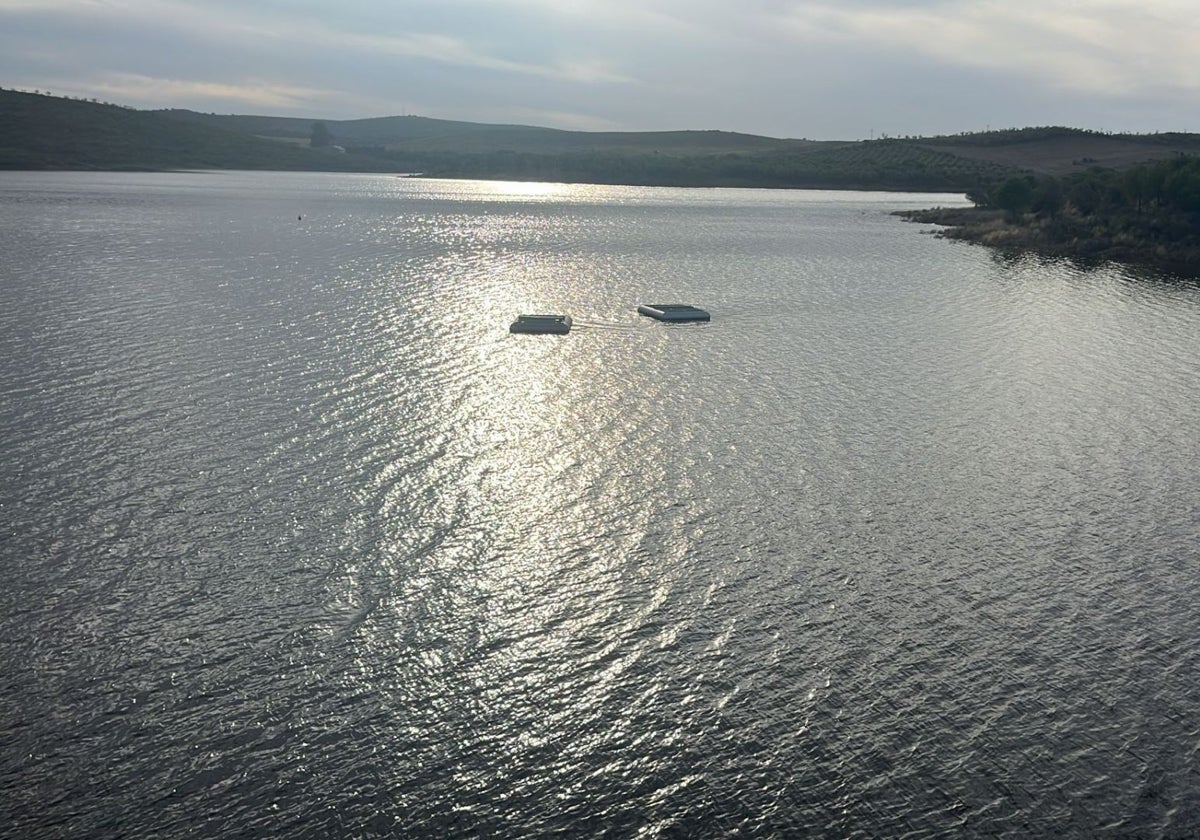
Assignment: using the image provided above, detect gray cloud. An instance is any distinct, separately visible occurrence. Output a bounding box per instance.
[1,0,1195,137]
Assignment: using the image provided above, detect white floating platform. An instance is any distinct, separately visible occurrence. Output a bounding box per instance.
[637,304,710,322]
[509,314,572,335]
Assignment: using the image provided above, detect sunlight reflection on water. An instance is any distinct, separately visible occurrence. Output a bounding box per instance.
[3,172,1200,838]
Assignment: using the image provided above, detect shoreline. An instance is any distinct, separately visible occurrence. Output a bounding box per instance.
[896,206,1200,277]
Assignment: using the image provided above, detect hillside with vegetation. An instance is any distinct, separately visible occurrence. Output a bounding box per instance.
[0,90,391,171]
[4,90,1200,203]
[919,126,1200,176]
[159,109,804,155]
[164,112,1198,190]
[899,154,1200,271]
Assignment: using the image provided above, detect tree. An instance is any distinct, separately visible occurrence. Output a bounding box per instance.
[310,121,332,148]
[1031,177,1065,218]
[993,176,1034,222]
[1068,174,1105,216]
[1161,157,1200,213]
[965,181,991,207]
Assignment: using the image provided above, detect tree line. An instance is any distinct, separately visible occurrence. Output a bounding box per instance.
[972,156,1200,258]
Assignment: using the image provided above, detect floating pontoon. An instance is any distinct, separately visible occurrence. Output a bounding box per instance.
[637,304,710,322]
[509,314,572,335]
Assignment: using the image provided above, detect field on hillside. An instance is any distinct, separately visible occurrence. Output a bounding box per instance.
[923,129,1200,176]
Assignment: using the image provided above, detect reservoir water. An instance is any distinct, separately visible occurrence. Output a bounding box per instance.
[2,171,1199,837]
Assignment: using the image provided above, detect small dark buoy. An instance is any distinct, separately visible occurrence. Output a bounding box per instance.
[298,215,302,221]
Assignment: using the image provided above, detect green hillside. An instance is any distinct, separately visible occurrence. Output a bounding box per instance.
[920,126,1200,176]
[900,151,1200,271]
[0,90,390,171]
[5,90,1200,193]
[159,109,807,155]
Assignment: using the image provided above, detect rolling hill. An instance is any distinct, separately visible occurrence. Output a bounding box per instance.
[0,90,391,171]
[159,109,808,155]
[5,90,1200,191]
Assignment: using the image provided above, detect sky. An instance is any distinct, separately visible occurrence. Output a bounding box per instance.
[1,0,1197,139]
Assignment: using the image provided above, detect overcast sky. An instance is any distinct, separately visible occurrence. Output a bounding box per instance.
[2,0,1196,139]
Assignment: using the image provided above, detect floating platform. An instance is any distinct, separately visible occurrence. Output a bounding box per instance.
[637,304,710,322]
[509,314,572,335]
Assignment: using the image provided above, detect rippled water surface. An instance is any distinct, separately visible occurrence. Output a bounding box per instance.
[3,171,1200,837]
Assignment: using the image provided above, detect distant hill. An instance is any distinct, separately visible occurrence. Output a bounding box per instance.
[159,109,805,155]
[0,90,391,171]
[5,90,1200,191]
[919,126,1200,176]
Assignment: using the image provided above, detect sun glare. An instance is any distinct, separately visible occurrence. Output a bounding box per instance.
[483,180,571,199]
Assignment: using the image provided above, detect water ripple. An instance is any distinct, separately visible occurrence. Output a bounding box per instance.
[3,172,1200,837]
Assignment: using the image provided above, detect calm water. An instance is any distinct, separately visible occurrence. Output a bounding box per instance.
[2,171,1199,838]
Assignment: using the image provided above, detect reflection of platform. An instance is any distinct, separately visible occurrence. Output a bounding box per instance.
[509,314,572,334]
[637,304,710,322]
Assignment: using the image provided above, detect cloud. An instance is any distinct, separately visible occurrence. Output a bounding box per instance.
[4,0,633,83]
[772,0,1200,97]
[65,72,352,112]
[2,0,1198,135]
